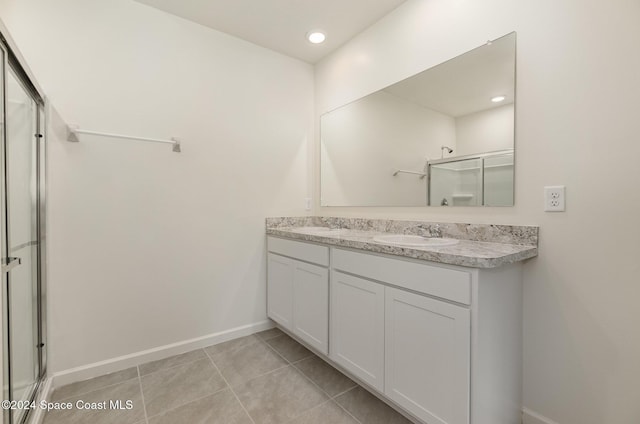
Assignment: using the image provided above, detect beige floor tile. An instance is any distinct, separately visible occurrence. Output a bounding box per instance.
[294,356,356,397]
[44,379,144,424]
[235,365,327,424]
[255,327,284,341]
[288,400,359,424]
[139,349,207,376]
[211,340,287,387]
[148,388,252,424]
[335,386,412,424]
[265,334,313,363]
[45,329,420,424]
[204,334,260,356]
[141,358,226,417]
[51,368,139,402]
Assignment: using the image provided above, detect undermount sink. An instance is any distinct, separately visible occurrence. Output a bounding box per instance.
[373,234,459,248]
[291,226,343,236]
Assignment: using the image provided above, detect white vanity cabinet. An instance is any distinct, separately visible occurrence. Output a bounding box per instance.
[385,286,470,424]
[292,261,329,353]
[330,270,385,391]
[267,236,523,424]
[266,237,329,354]
[266,253,294,330]
[332,247,472,424]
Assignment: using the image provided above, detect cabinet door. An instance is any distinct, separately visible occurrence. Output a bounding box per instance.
[385,287,470,424]
[330,271,385,392]
[267,253,293,331]
[293,261,329,354]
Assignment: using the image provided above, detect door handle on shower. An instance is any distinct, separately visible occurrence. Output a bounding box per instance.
[1,257,22,273]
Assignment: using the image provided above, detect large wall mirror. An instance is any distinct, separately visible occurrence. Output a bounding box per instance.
[320,32,516,207]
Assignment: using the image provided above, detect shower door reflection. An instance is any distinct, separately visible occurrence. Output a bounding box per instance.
[429,158,483,206]
[428,150,514,206]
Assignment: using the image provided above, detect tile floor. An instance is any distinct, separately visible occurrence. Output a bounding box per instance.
[43,328,413,424]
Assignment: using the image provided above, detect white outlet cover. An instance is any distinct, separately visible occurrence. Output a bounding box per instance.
[544,186,566,212]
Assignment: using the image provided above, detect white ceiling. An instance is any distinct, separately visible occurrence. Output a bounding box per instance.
[133,0,407,63]
[384,33,516,117]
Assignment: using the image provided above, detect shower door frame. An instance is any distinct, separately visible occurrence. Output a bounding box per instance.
[426,149,514,206]
[0,31,48,424]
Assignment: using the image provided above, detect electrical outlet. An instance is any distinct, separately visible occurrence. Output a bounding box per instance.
[304,197,312,211]
[544,186,565,212]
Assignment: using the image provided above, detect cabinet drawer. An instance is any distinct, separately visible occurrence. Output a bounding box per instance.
[267,236,329,267]
[332,248,471,304]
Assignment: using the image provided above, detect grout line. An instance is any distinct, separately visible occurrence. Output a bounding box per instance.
[205,337,262,360]
[136,366,150,424]
[277,345,362,424]
[217,330,361,422]
[213,334,293,386]
[138,348,248,420]
[287,365,362,424]
[260,330,318,365]
[255,328,285,342]
[53,376,141,402]
[137,348,210,378]
[144,388,228,421]
[280,344,361,423]
[258,332,363,423]
[222,330,361,424]
[203,349,257,424]
[281,399,333,424]
[139,333,262,381]
[290,354,317,365]
[331,388,363,424]
[59,347,211,402]
[330,384,358,400]
[206,341,290,389]
[260,330,364,424]
[260,335,295,364]
[229,362,291,386]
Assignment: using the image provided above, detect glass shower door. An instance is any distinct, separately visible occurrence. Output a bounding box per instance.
[429,158,483,206]
[1,47,44,424]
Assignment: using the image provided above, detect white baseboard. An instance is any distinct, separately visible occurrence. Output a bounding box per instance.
[51,320,274,389]
[523,408,560,424]
[27,377,53,424]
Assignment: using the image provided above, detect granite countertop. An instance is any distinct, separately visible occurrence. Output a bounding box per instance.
[266,217,538,269]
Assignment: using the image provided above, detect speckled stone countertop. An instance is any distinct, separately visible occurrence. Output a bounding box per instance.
[266,217,538,269]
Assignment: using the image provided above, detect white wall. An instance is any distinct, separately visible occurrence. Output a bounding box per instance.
[321,90,455,206]
[0,0,314,373]
[455,103,514,155]
[315,0,640,423]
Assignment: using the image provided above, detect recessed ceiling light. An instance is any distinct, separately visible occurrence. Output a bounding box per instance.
[307,31,326,44]
[491,95,506,103]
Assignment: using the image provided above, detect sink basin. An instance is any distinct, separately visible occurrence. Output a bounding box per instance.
[291,226,343,236]
[373,234,459,248]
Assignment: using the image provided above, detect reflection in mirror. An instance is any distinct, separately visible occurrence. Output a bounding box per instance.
[320,32,516,207]
[428,150,513,206]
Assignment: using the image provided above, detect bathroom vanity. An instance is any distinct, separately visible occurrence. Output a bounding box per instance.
[265,217,537,424]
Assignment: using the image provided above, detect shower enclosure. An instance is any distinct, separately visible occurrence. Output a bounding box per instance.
[0,32,47,424]
[428,150,514,206]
